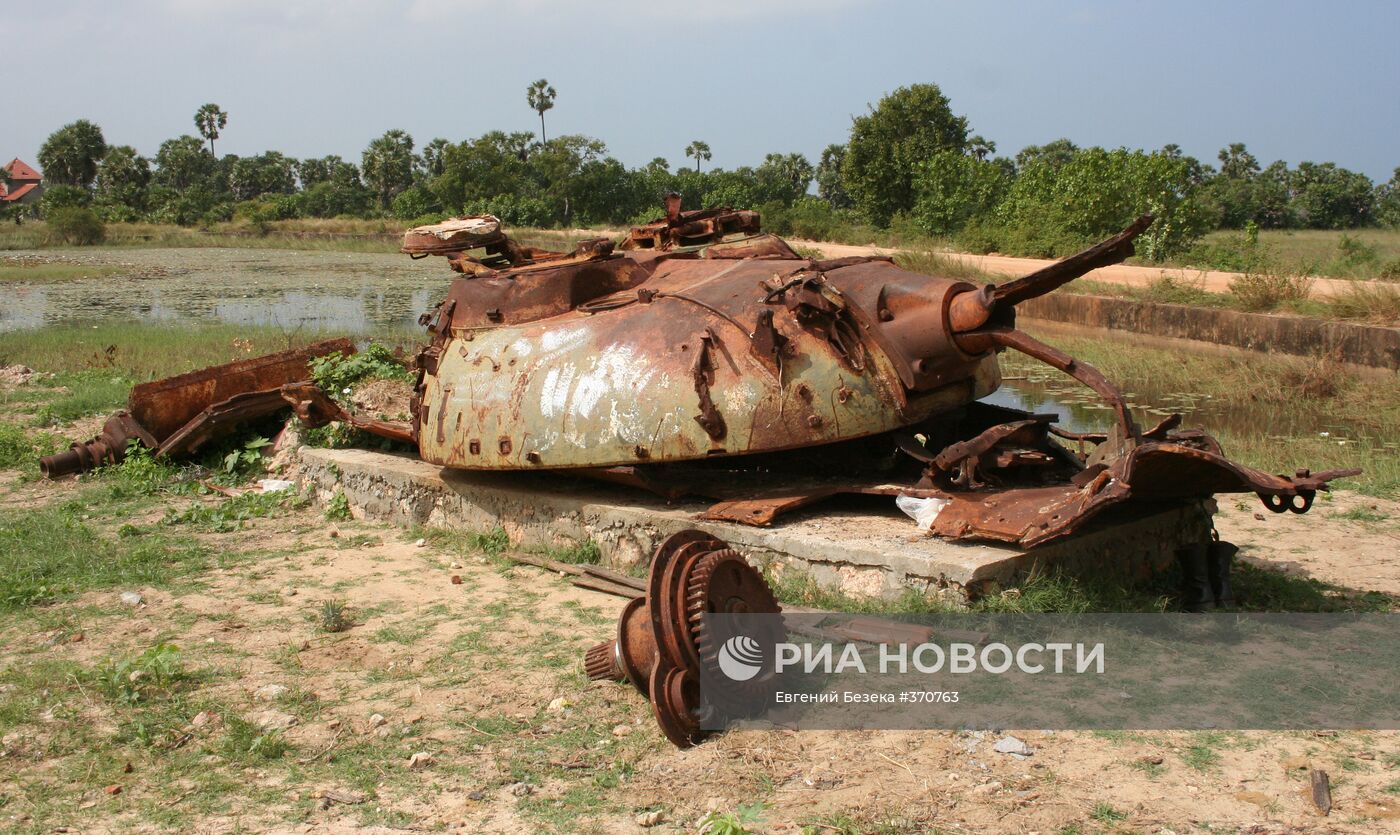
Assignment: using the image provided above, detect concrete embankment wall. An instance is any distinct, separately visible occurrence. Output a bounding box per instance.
[1018,294,1400,373]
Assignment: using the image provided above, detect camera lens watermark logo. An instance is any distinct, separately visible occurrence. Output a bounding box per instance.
[717,635,764,681]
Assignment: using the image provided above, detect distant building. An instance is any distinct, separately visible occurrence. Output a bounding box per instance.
[1,159,44,206]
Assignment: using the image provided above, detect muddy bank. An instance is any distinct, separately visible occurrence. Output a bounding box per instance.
[1020,292,1400,372]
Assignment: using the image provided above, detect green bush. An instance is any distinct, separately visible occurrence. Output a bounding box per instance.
[911,151,1011,235]
[39,184,92,213]
[43,206,106,245]
[985,146,1216,261]
[391,184,441,220]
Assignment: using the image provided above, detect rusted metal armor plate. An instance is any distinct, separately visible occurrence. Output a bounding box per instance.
[129,338,352,442]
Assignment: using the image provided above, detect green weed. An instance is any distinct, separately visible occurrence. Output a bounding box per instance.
[318,599,351,633]
[324,490,352,521]
[97,643,188,705]
[163,490,308,532]
[546,539,602,565]
[309,342,412,398]
[699,802,767,835]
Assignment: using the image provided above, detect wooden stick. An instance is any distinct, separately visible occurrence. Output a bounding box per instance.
[579,564,645,590]
[571,577,641,599]
[507,553,584,576]
[1310,769,1332,816]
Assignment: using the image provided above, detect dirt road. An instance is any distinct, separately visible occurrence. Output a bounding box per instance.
[791,239,1372,300]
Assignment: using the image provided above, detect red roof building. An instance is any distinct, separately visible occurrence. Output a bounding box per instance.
[2,158,44,205]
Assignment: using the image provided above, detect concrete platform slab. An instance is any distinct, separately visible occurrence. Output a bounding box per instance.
[296,447,1213,601]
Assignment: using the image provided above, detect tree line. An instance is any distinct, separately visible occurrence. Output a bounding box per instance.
[19,83,1400,260]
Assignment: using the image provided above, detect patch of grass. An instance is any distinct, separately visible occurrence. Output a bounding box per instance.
[417,525,511,559]
[372,622,429,644]
[1326,280,1400,323]
[1384,779,1400,795]
[218,715,290,762]
[1230,561,1394,612]
[97,643,189,705]
[799,813,920,834]
[0,218,595,256]
[545,539,602,565]
[0,498,207,610]
[0,420,60,470]
[34,370,132,424]
[1090,801,1127,823]
[1129,758,1165,779]
[1182,228,1400,281]
[1181,732,1226,771]
[774,548,1392,614]
[0,322,345,381]
[895,249,994,283]
[1228,269,1314,312]
[1331,506,1389,522]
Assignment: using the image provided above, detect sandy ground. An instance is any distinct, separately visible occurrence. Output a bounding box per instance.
[1216,491,1400,596]
[3,465,1399,833]
[790,239,1376,300]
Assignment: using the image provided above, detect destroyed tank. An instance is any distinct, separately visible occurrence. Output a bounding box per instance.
[41,197,1355,550]
[399,197,1357,546]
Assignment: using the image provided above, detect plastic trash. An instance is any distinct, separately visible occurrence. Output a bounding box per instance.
[895,494,950,530]
[257,479,296,493]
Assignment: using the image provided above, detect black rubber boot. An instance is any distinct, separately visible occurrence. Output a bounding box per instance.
[1207,540,1238,608]
[1176,544,1213,612]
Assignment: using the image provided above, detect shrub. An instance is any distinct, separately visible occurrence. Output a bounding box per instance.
[1229,269,1313,311]
[43,207,106,246]
[309,342,411,399]
[1326,282,1400,323]
[990,146,1215,260]
[1334,233,1378,268]
[39,184,91,212]
[392,185,441,220]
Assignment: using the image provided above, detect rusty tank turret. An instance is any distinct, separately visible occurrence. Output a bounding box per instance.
[399,197,1356,546]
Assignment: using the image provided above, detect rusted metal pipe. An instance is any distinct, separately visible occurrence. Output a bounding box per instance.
[39,411,156,478]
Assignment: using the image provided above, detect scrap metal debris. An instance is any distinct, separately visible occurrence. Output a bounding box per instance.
[40,339,352,477]
[584,530,782,748]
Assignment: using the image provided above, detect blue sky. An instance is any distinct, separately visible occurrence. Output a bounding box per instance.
[6,0,1398,182]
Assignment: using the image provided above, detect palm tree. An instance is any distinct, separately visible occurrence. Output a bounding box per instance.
[968,135,996,162]
[684,140,712,173]
[526,79,557,144]
[194,103,228,158]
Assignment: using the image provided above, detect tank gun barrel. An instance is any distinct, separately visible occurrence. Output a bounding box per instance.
[947,214,1153,334]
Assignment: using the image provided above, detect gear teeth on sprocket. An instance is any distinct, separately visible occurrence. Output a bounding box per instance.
[584,641,621,682]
